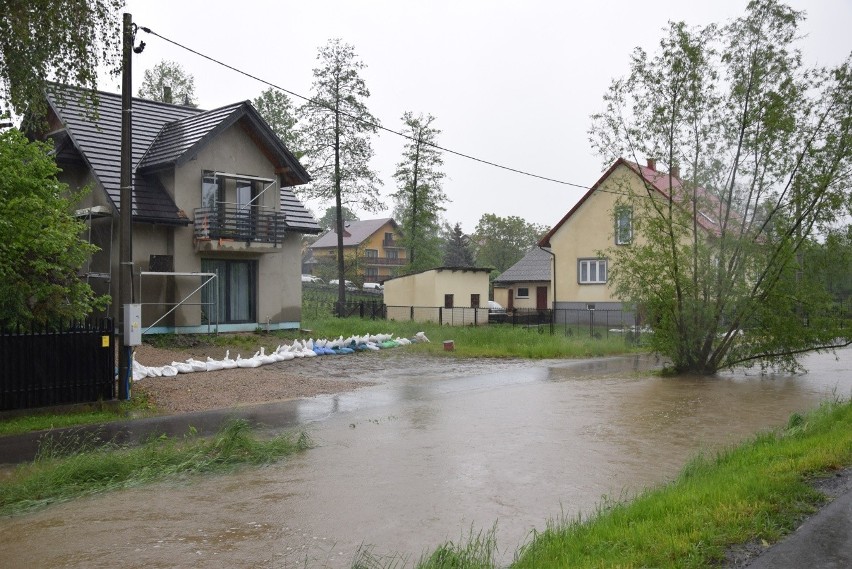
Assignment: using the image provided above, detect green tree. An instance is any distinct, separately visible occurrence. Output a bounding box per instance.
[298,38,382,313]
[137,60,197,106]
[443,222,475,267]
[473,214,547,275]
[0,129,109,325]
[253,87,303,157]
[317,205,359,232]
[0,0,122,119]
[589,0,852,373]
[392,112,447,272]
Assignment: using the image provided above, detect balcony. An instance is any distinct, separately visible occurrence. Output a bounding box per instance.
[361,256,406,266]
[193,206,288,253]
[382,237,402,248]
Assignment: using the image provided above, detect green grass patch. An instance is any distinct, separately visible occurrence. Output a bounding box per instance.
[0,420,312,516]
[0,393,154,436]
[297,315,640,360]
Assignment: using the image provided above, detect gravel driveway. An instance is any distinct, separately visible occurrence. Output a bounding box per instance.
[131,343,383,414]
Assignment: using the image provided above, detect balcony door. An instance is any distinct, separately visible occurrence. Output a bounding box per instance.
[201,259,256,324]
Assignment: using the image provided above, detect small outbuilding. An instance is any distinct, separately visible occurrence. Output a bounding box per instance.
[492,247,552,310]
[383,267,493,325]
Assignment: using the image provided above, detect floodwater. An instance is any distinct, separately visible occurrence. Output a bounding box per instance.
[1,348,850,568]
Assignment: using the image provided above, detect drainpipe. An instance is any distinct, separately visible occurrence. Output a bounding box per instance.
[539,246,556,330]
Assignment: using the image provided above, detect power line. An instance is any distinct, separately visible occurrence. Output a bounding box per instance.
[138,26,591,191]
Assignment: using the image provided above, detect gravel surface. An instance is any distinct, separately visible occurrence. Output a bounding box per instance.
[131,343,382,414]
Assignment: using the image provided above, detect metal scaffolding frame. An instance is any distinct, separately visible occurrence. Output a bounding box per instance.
[137,271,219,335]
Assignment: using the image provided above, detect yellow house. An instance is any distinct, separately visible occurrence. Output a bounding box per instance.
[539,157,703,313]
[308,218,405,283]
[383,267,493,325]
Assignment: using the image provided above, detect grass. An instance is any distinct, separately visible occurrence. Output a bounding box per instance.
[0,419,312,516]
[0,393,154,436]
[293,315,641,360]
[372,399,852,569]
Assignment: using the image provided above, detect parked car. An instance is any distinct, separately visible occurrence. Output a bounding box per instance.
[301,274,323,284]
[329,279,358,291]
[488,300,508,323]
[362,282,384,292]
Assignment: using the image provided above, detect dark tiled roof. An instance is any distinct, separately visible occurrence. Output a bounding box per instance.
[45,84,317,231]
[309,218,398,248]
[137,102,245,170]
[46,85,199,224]
[280,187,321,234]
[493,247,552,283]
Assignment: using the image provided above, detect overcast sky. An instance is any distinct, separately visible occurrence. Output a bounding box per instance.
[109,0,852,234]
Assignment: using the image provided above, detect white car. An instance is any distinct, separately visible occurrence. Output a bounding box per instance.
[329,279,358,291]
[301,274,323,284]
[362,282,384,292]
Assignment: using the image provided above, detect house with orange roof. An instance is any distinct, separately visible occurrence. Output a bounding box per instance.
[307,218,406,283]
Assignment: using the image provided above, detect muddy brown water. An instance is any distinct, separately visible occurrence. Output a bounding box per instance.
[1,348,850,568]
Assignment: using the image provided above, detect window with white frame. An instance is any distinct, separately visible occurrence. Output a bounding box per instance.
[516,287,529,298]
[578,259,607,284]
[615,206,633,245]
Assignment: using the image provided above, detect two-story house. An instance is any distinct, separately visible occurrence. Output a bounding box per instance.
[307,218,406,283]
[28,84,321,333]
[539,157,714,316]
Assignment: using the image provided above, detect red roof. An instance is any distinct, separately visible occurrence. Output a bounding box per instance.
[539,158,724,247]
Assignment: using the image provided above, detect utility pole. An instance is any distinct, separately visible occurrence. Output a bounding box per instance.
[118,13,134,400]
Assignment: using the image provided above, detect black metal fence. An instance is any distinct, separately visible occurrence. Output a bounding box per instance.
[0,319,116,411]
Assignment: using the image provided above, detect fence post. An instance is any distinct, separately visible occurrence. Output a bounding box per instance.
[439,307,443,326]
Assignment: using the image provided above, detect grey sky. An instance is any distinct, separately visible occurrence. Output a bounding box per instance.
[109,0,852,233]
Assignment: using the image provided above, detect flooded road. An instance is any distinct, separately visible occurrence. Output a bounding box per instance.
[1,348,850,568]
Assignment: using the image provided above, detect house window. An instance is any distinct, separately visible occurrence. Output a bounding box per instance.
[444,294,454,308]
[471,294,480,308]
[201,259,257,323]
[516,287,529,298]
[201,171,221,209]
[365,249,378,258]
[578,259,607,284]
[615,206,633,245]
[365,267,378,278]
[386,249,399,260]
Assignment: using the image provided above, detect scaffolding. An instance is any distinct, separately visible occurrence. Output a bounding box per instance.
[137,271,219,335]
[75,205,114,314]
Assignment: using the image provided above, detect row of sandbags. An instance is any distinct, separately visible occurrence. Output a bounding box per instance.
[132,331,430,381]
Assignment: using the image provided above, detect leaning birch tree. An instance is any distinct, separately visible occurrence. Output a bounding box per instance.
[298,39,381,313]
[589,0,852,374]
[392,112,447,273]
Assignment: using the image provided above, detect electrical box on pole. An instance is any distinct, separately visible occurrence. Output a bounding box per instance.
[123,304,142,346]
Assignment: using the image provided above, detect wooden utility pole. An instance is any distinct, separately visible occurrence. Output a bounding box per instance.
[118,13,133,400]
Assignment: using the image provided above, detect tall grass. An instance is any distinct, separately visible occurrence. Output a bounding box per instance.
[0,420,312,516]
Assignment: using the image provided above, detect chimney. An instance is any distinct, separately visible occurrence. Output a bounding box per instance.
[646,158,656,171]
[163,85,172,104]
[670,165,680,179]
